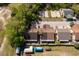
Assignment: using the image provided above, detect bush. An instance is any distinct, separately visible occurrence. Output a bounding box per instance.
[74,43,79,49]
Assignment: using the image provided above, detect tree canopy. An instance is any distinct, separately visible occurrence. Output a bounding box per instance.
[71,4,79,14]
[5,4,41,48]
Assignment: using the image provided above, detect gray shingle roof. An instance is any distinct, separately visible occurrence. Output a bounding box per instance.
[57,29,71,32]
[37,21,71,29]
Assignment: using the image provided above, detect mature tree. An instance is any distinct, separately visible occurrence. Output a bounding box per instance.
[5,4,41,48]
[50,3,73,10]
[0,3,9,6]
[71,4,79,14]
[5,17,25,47]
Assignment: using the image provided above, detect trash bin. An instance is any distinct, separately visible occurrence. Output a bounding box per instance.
[34,47,43,52]
[16,47,20,56]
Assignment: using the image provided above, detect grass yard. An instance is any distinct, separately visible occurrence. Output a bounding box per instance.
[0,38,16,56]
[32,46,79,56]
[41,17,63,21]
[0,39,79,56]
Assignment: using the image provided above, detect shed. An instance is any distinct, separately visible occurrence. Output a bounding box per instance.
[71,24,79,42]
[57,28,72,42]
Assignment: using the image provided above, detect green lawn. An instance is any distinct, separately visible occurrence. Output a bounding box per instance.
[1,44,79,56]
[0,38,16,56]
[41,17,63,21]
[1,39,79,56]
[32,46,79,56]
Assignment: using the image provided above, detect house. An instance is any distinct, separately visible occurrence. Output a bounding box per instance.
[25,24,55,44]
[25,21,77,44]
[71,24,79,42]
[40,24,55,43]
[36,21,73,43]
[57,28,72,43]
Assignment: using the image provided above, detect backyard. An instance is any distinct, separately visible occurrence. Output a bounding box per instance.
[1,41,79,56]
[32,46,79,56]
[41,17,64,21]
[0,38,16,56]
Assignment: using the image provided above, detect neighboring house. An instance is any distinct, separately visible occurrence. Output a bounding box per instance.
[39,10,61,18]
[71,24,79,42]
[57,28,72,42]
[39,11,45,17]
[50,10,61,18]
[39,9,77,21]
[39,11,49,17]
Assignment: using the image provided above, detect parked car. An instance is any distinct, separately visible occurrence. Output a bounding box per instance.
[62,9,76,21]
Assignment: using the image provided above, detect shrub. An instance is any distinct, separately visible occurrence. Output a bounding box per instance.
[74,43,79,49]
